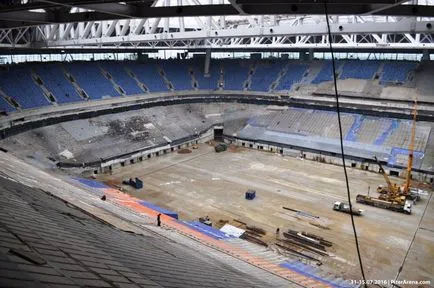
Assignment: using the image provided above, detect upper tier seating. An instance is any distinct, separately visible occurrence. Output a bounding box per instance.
[192,60,220,90]
[222,60,251,90]
[0,59,422,112]
[275,64,307,91]
[160,60,193,90]
[0,66,50,109]
[380,62,417,84]
[67,62,120,99]
[311,61,336,84]
[250,61,285,91]
[340,61,380,80]
[128,62,168,92]
[34,63,83,104]
[100,61,143,95]
[0,96,14,112]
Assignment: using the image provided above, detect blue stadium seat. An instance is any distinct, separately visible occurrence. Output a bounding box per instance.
[311,61,336,84]
[100,62,143,95]
[0,67,51,109]
[159,60,193,91]
[128,62,168,92]
[0,96,14,113]
[250,61,286,91]
[380,62,417,84]
[66,62,120,99]
[34,63,82,104]
[275,64,307,90]
[222,60,250,90]
[340,61,380,80]
[192,60,220,90]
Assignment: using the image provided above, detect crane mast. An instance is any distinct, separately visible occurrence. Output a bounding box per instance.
[404,98,417,194]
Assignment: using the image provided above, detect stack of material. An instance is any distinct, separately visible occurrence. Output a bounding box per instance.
[278,229,333,257]
[240,233,268,247]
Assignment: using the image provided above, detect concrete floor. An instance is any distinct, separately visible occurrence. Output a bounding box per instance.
[98,143,434,283]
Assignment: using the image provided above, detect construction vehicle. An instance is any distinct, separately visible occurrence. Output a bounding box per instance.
[374,156,419,202]
[333,201,363,216]
[214,143,227,153]
[373,98,420,202]
[356,194,412,214]
[374,156,401,195]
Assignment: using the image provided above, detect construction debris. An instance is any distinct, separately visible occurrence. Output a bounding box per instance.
[300,231,333,247]
[246,226,266,235]
[275,243,322,264]
[214,143,227,153]
[233,219,247,226]
[199,216,212,226]
[283,231,326,251]
[240,233,268,247]
[177,148,192,154]
[279,238,329,257]
[283,206,319,219]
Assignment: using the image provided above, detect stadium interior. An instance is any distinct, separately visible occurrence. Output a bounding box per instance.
[0,1,433,288]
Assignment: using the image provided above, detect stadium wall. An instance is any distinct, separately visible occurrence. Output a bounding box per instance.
[1,92,432,182]
[226,137,434,183]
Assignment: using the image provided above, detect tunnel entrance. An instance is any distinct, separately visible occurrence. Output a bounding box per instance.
[214,128,223,142]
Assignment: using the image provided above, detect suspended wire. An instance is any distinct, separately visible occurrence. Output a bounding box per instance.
[394,192,432,283]
[323,2,368,287]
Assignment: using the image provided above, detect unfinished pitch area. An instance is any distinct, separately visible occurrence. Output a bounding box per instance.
[97,143,433,283]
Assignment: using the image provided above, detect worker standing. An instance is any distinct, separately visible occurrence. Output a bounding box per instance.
[157,213,161,227]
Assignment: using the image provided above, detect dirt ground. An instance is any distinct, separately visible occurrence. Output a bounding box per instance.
[97,143,434,284]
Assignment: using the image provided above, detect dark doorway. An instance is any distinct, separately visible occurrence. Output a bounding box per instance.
[214,128,223,142]
[390,170,399,177]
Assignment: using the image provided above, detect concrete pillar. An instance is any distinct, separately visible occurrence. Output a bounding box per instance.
[204,48,211,76]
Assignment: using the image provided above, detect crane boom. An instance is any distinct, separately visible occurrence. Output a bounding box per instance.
[374,156,397,194]
[404,98,417,194]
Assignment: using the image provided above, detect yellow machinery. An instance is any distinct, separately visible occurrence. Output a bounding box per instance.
[374,156,401,195]
[402,98,417,196]
[375,98,418,204]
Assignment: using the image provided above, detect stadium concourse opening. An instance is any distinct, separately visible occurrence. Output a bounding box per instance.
[0,1,434,287]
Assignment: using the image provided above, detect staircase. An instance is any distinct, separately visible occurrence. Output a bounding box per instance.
[0,88,20,111]
[99,65,126,96]
[157,66,175,91]
[30,70,57,105]
[245,64,256,91]
[270,65,289,92]
[124,68,149,93]
[60,65,90,100]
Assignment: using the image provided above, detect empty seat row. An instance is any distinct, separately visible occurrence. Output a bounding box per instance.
[0,66,50,109]
[340,60,380,80]
[250,61,286,91]
[34,63,83,104]
[380,62,417,84]
[0,60,420,113]
[100,61,143,95]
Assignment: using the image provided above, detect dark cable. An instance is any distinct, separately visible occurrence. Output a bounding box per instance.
[323,2,368,287]
[394,192,432,282]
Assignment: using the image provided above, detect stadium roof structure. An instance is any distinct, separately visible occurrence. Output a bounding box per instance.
[0,0,433,52]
